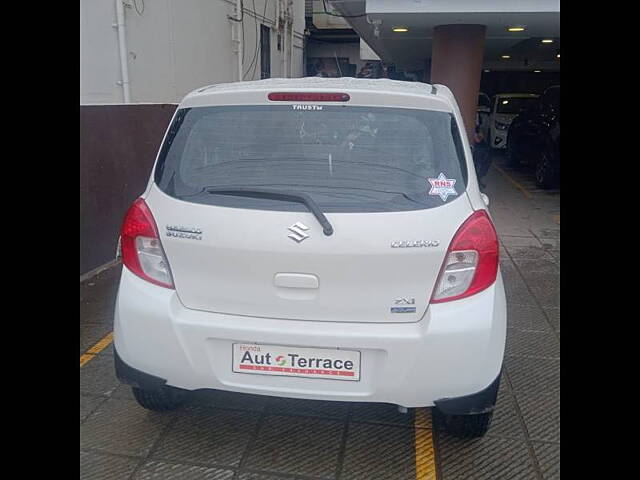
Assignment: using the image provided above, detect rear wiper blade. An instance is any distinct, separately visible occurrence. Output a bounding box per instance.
[205,187,334,236]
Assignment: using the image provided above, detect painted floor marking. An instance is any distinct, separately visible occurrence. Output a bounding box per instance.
[80,332,439,478]
[80,332,113,367]
[492,164,533,199]
[415,408,437,479]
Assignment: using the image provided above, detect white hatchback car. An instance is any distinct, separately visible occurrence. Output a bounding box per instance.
[114,78,506,438]
[489,93,539,149]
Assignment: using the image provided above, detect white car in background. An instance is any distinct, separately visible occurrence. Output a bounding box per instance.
[489,93,539,149]
[477,92,491,138]
[113,78,507,438]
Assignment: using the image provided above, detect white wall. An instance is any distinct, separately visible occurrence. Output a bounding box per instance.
[80,0,306,104]
[80,0,123,103]
[311,0,350,29]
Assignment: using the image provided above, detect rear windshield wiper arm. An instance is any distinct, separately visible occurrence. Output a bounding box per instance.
[205,187,334,236]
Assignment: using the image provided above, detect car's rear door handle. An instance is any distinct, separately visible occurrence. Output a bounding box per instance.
[274,273,319,289]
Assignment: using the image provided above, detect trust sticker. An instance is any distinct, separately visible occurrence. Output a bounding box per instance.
[428,173,458,201]
[292,104,323,110]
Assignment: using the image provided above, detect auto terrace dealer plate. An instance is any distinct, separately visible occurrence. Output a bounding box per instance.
[232,344,361,381]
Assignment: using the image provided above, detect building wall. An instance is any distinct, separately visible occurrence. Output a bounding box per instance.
[80,104,178,275]
[311,0,350,29]
[80,1,307,275]
[80,0,306,104]
[80,0,123,103]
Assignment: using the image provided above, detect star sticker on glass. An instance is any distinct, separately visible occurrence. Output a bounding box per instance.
[428,173,458,201]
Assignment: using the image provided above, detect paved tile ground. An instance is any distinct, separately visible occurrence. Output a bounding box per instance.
[80,152,559,479]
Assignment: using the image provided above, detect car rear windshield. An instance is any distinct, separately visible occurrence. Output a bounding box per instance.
[496,97,537,114]
[154,105,468,213]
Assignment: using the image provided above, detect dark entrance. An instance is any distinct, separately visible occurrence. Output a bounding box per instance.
[260,25,271,79]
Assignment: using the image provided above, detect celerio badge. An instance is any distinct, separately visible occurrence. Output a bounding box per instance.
[391,240,439,248]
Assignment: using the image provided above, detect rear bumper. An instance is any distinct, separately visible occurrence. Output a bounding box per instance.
[114,348,166,390]
[114,267,506,408]
[115,345,502,415]
[434,369,501,415]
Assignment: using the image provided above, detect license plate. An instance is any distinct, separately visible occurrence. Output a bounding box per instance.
[232,343,361,381]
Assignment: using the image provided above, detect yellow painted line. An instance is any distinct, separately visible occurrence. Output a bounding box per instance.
[80,332,113,367]
[79,353,95,368]
[553,214,560,224]
[492,164,533,199]
[414,408,437,479]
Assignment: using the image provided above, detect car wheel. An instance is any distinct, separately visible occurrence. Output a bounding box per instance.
[132,386,187,412]
[441,411,494,438]
[535,151,556,189]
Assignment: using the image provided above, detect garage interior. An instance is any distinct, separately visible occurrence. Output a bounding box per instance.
[312,0,559,137]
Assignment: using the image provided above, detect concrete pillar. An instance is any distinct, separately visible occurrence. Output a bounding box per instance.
[430,25,486,142]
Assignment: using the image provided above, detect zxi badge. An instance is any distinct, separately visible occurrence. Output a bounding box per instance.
[391,297,416,313]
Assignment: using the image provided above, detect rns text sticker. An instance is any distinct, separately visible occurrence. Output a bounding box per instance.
[428,173,458,201]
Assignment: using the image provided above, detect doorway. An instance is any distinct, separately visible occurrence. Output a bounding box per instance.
[260,25,271,79]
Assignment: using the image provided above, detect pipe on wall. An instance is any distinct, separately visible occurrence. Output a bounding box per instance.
[236,0,243,81]
[289,0,294,77]
[114,0,131,102]
[283,12,288,76]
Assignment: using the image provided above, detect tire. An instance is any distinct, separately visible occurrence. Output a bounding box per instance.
[441,411,494,438]
[535,151,557,189]
[132,386,187,412]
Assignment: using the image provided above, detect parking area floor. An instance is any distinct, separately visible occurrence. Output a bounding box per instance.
[80,152,559,480]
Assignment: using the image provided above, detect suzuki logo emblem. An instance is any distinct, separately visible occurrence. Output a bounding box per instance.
[288,222,310,243]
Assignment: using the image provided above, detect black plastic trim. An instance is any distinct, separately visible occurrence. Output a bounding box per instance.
[114,347,167,391]
[434,369,501,416]
[205,187,334,236]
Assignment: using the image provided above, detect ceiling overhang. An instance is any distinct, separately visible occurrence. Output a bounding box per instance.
[327,0,560,71]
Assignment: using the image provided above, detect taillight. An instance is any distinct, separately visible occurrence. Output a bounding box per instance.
[120,198,174,289]
[431,210,498,303]
[268,92,350,102]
